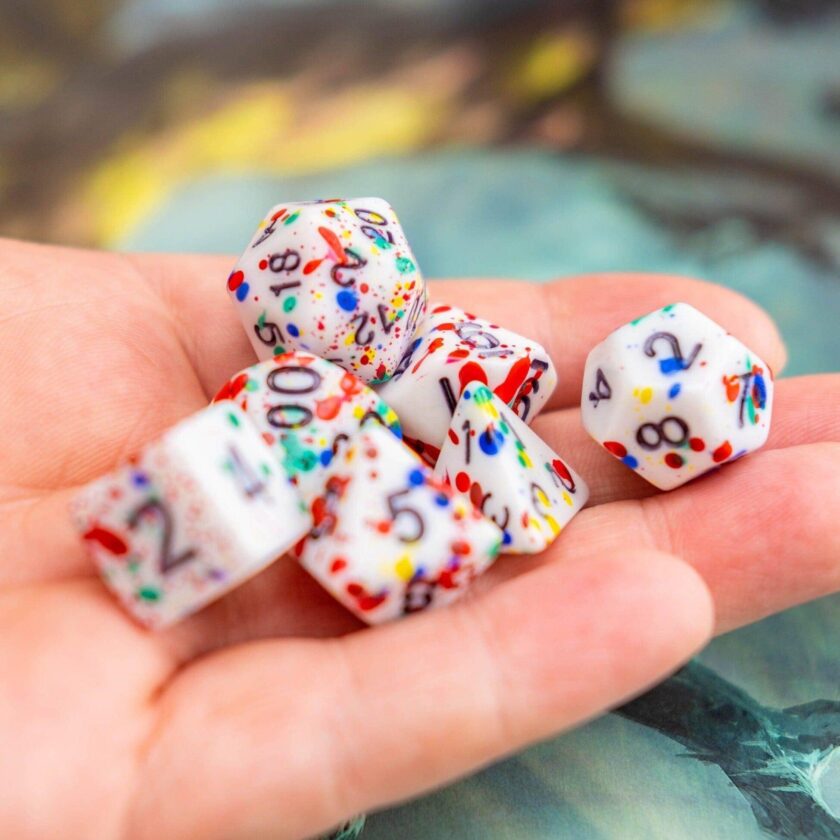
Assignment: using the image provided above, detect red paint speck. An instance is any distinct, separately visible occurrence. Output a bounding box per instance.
[227,270,245,291]
[451,540,471,556]
[455,471,471,493]
[713,441,733,463]
[83,526,128,556]
[603,441,627,458]
[664,453,684,469]
[448,429,460,445]
[330,557,347,574]
[689,437,706,452]
[258,259,268,270]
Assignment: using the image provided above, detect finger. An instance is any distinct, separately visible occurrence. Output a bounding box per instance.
[531,373,840,507]
[147,373,840,659]
[137,253,786,408]
[128,550,712,840]
[516,442,840,634]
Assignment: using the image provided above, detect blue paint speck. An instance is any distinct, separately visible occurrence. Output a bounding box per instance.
[287,323,299,337]
[479,427,504,456]
[668,383,681,399]
[434,493,449,507]
[622,455,639,469]
[502,531,513,546]
[336,290,358,312]
[235,283,250,302]
[131,471,150,487]
[408,468,425,486]
[319,449,333,467]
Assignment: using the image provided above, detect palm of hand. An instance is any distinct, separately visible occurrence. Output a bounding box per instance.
[0,239,837,840]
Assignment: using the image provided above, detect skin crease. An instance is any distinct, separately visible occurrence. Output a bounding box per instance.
[0,239,838,839]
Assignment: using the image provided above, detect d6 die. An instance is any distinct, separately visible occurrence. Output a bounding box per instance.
[581,302,774,491]
[296,423,502,624]
[227,198,427,384]
[376,303,557,464]
[213,351,401,503]
[71,403,311,628]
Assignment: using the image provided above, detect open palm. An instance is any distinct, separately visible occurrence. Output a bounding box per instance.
[1,238,838,839]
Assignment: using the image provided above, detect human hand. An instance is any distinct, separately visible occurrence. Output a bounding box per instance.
[0,238,837,839]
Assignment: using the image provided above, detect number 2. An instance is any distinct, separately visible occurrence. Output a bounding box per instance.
[127,499,197,575]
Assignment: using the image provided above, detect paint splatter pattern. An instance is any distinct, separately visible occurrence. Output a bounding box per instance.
[70,403,311,628]
[376,302,557,466]
[581,302,774,491]
[227,198,427,385]
[296,423,502,624]
[435,383,589,553]
[213,351,402,504]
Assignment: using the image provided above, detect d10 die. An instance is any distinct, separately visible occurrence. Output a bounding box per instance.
[376,303,557,465]
[227,197,427,384]
[71,403,311,628]
[581,302,774,491]
[435,383,589,553]
[213,351,401,503]
[296,423,502,624]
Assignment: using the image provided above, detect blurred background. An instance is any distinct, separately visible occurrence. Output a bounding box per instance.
[1,1,839,837]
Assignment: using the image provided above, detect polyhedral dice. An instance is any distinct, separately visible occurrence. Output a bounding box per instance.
[435,383,589,553]
[581,302,774,491]
[213,351,401,503]
[227,198,427,384]
[296,423,502,624]
[375,303,557,465]
[71,403,311,628]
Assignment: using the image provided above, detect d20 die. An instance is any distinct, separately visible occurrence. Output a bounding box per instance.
[227,197,427,384]
[581,302,774,491]
[296,423,502,624]
[435,383,589,553]
[71,403,311,628]
[375,303,557,465]
[213,351,401,503]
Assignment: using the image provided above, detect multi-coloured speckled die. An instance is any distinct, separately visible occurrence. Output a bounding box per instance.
[375,303,557,465]
[295,423,502,624]
[71,403,311,628]
[581,302,774,491]
[227,198,427,384]
[213,352,401,503]
[435,383,588,553]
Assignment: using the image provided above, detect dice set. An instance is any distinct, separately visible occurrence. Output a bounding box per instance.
[71,197,774,629]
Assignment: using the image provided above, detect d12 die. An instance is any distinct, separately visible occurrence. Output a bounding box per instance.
[227,198,427,384]
[435,383,589,553]
[71,403,311,628]
[375,303,557,465]
[296,423,502,624]
[213,351,401,503]
[581,302,774,491]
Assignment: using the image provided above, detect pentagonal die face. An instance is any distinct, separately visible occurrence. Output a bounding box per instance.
[581,303,773,491]
[227,198,427,384]
[376,303,557,464]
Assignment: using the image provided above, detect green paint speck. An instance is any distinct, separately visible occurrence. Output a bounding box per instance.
[257,310,267,329]
[284,211,300,225]
[138,586,161,602]
[396,256,416,274]
[283,296,297,313]
[228,412,240,427]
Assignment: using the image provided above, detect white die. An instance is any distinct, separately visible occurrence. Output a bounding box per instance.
[375,302,557,464]
[213,351,402,503]
[227,198,427,384]
[581,302,774,491]
[296,423,502,624]
[71,403,311,628]
[435,383,588,553]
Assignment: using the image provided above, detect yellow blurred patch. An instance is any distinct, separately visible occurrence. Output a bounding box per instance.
[510,30,594,103]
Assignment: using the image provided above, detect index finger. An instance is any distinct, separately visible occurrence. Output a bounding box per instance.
[137,254,787,409]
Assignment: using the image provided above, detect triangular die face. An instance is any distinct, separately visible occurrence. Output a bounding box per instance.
[300,424,501,623]
[436,383,589,554]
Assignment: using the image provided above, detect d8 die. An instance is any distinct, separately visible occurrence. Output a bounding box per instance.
[227,198,427,384]
[581,302,774,491]
[436,383,588,553]
[213,351,401,503]
[71,403,311,628]
[376,303,557,464]
[296,423,502,624]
